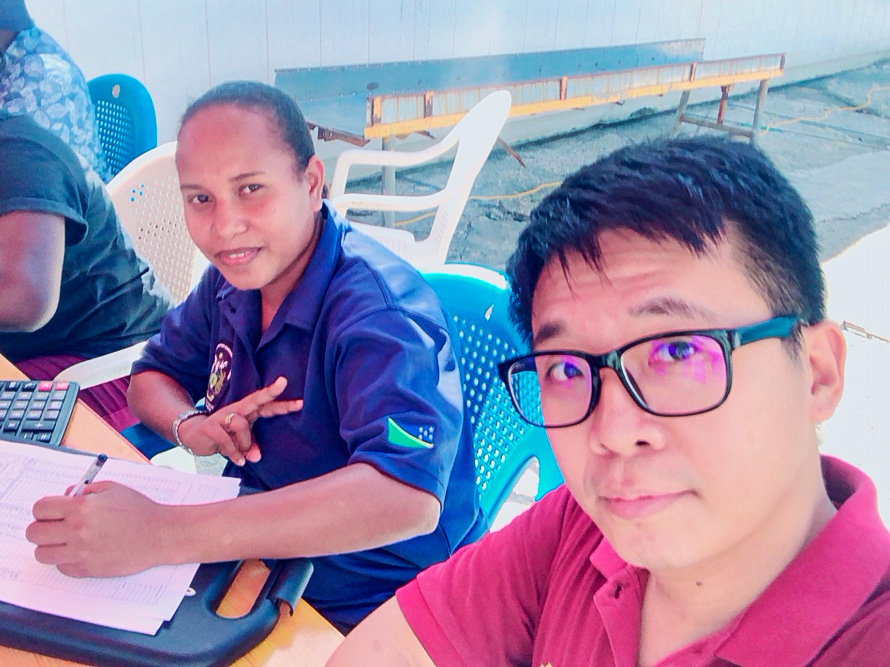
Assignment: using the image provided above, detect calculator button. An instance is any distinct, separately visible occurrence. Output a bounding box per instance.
[0,379,77,446]
[21,420,53,432]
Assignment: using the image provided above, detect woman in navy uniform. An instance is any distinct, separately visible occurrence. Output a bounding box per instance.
[28,81,486,633]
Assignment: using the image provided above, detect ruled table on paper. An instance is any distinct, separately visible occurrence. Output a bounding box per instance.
[0,438,240,634]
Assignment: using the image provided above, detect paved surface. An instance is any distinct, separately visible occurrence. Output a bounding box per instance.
[357,59,890,271]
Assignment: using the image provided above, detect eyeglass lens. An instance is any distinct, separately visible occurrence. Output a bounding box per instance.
[508,333,729,427]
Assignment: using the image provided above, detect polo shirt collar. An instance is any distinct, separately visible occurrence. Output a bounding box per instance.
[716,455,890,665]
[274,201,344,332]
[587,456,890,666]
[214,201,344,334]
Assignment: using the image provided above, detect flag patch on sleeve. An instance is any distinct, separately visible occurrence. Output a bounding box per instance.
[387,418,435,449]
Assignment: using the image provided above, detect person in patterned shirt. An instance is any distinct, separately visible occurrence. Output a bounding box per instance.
[0,0,110,181]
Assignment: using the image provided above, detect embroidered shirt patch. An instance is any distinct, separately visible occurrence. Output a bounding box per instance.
[205,342,233,411]
[386,418,435,449]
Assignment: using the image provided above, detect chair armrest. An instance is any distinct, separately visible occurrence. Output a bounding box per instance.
[330,190,450,217]
[150,446,197,473]
[329,133,460,198]
[54,341,148,389]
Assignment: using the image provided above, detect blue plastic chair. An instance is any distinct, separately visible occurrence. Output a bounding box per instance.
[87,74,158,177]
[422,264,563,521]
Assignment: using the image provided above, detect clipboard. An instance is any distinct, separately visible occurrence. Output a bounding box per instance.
[0,557,313,667]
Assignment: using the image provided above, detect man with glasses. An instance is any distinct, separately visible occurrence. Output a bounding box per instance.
[330,135,890,665]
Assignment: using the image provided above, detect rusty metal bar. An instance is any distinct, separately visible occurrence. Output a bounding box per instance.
[307,123,368,146]
[423,91,433,118]
[371,96,382,126]
[716,84,732,124]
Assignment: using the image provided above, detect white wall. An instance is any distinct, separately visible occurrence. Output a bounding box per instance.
[26,0,890,143]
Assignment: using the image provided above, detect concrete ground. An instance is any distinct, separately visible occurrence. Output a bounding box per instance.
[374,59,890,270]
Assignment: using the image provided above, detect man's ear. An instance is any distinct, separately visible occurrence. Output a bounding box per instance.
[802,320,846,423]
[304,154,326,208]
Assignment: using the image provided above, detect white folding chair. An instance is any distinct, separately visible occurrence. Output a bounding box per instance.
[329,90,512,268]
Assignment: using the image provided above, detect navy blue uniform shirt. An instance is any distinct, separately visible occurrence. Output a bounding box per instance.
[133,204,486,631]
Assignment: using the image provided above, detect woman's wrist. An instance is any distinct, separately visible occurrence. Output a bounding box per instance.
[171,409,208,455]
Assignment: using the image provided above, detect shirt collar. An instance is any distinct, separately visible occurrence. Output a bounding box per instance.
[589,531,628,578]
[586,456,890,666]
[716,455,890,665]
[215,201,345,332]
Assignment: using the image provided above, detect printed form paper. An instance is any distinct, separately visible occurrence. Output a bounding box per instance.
[0,438,240,634]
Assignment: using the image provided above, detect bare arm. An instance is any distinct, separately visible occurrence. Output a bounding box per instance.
[36,373,442,574]
[128,369,201,441]
[28,459,440,576]
[327,597,435,667]
[160,461,441,561]
[0,211,65,331]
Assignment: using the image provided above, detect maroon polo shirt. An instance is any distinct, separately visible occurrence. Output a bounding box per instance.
[398,456,890,665]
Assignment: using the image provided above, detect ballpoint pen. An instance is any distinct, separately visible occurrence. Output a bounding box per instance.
[67,453,108,497]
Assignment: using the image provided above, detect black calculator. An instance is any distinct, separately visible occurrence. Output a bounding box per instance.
[0,379,79,446]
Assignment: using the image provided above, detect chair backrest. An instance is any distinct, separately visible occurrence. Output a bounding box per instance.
[88,74,158,177]
[422,263,563,520]
[107,141,207,303]
[330,90,512,267]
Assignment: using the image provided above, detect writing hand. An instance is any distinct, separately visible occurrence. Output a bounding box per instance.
[26,482,166,577]
[179,376,303,466]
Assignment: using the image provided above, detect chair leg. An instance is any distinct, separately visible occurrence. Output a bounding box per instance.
[381,136,397,228]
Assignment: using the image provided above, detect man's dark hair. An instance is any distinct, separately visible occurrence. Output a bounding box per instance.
[506,135,824,344]
[179,80,316,172]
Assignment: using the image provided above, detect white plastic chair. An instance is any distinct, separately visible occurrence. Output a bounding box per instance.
[107,141,207,304]
[329,90,512,268]
[55,142,207,389]
[55,142,206,472]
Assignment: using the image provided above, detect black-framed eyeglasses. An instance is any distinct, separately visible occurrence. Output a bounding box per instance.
[497,315,802,428]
